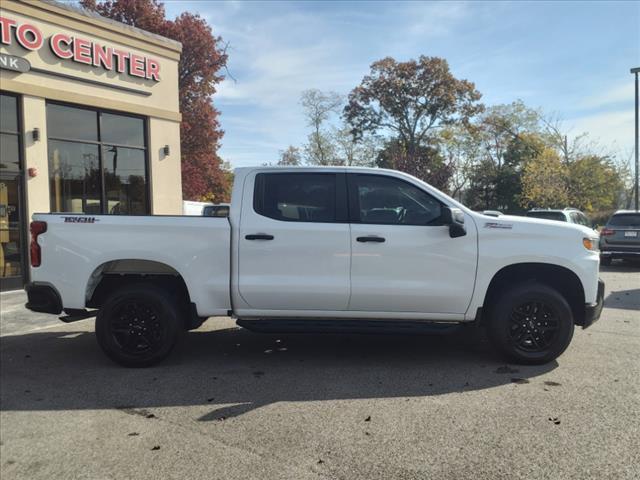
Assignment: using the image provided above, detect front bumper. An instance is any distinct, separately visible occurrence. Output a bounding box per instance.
[25,283,63,315]
[582,278,605,329]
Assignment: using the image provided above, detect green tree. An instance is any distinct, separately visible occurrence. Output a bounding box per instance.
[520,148,569,209]
[464,102,542,211]
[566,155,624,213]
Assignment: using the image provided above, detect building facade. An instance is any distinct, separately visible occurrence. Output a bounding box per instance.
[0,0,183,290]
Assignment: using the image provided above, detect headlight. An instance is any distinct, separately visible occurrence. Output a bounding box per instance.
[583,237,599,251]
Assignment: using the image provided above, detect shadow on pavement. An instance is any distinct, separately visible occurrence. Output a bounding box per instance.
[0,326,557,420]
[604,289,640,311]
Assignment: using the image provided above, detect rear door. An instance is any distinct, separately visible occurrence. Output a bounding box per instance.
[237,171,351,311]
[347,173,477,315]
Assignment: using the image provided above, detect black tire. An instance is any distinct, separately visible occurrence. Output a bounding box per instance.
[600,256,612,266]
[95,284,182,367]
[486,282,574,365]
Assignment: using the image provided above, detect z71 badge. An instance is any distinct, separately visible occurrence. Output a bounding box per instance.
[62,216,98,223]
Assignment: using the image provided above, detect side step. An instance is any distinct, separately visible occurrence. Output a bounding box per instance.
[236,318,464,335]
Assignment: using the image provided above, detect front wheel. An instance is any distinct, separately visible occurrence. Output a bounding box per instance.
[95,284,182,367]
[487,282,574,365]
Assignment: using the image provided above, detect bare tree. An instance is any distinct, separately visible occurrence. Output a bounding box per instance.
[300,89,343,165]
[277,146,303,166]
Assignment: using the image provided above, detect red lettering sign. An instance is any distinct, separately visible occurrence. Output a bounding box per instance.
[0,16,161,82]
[16,23,43,50]
[0,16,17,44]
[50,33,73,59]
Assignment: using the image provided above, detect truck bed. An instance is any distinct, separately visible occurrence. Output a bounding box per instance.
[30,214,231,316]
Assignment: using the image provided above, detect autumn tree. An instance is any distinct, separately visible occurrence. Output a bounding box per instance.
[520,148,569,209]
[344,56,483,182]
[376,140,452,190]
[80,0,230,201]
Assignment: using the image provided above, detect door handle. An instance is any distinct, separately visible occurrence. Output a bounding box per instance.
[245,234,274,240]
[356,236,385,243]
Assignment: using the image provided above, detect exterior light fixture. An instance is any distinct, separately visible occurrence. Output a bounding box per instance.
[32,127,40,142]
[163,145,170,156]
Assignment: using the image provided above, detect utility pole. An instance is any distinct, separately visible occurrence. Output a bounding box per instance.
[632,67,640,211]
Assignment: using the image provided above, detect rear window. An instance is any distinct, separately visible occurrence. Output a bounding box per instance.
[254,173,337,222]
[527,211,566,222]
[608,214,640,227]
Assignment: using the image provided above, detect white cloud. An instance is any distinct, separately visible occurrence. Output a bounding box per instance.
[568,109,635,154]
[580,82,635,109]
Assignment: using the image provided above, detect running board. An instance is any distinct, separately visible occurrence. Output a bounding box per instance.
[236,318,463,335]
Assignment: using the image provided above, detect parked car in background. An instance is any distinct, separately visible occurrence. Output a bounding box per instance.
[526,208,592,228]
[599,210,640,265]
[183,201,214,216]
[203,203,230,217]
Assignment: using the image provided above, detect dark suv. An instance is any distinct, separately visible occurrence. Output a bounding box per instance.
[599,210,640,265]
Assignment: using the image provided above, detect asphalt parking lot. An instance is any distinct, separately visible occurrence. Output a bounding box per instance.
[1,265,638,480]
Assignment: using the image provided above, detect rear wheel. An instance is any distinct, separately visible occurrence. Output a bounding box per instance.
[487,282,574,365]
[95,284,182,367]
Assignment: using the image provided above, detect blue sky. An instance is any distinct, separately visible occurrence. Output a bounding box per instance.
[162,1,640,167]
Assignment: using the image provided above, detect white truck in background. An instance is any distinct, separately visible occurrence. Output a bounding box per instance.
[182,200,214,216]
[26,167,604,367]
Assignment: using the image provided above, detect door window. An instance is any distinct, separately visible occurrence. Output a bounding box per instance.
[254,173,338,222]
[350,174,442,225]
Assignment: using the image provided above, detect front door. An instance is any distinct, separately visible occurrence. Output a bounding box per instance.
[1,93,26,291]
[237,171,351,311]
[348,173,477,315]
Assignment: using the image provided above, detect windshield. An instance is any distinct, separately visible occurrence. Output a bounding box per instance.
[608,214,640,227]
[526,211,566,222]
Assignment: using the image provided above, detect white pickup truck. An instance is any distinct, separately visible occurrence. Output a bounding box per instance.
[25,167,604,367]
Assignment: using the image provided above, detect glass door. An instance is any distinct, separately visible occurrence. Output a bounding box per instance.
[1,93,26,291]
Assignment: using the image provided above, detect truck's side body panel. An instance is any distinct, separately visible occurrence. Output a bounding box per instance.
[31,214,231,316]
[465,215,601,319]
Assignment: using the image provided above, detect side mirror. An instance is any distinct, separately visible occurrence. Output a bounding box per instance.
[442,206,467,238]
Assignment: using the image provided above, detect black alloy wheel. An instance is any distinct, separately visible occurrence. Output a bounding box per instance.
[487,282,574,365]
[96,284,182,367]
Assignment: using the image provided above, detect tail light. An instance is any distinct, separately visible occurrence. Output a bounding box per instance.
[30,221,47,267]
[600,228,615,237]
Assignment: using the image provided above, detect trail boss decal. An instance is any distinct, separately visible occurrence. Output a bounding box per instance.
[62,216,98,223]
[484,222,513,230]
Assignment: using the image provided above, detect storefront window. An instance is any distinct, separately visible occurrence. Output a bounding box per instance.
[0,93,25,290]
[47,103,149,215]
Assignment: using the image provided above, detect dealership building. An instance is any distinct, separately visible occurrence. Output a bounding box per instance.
[0,0,183,290]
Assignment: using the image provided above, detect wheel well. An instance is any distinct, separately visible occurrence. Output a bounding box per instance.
[483,263,586,326]
[86,260,200,329]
